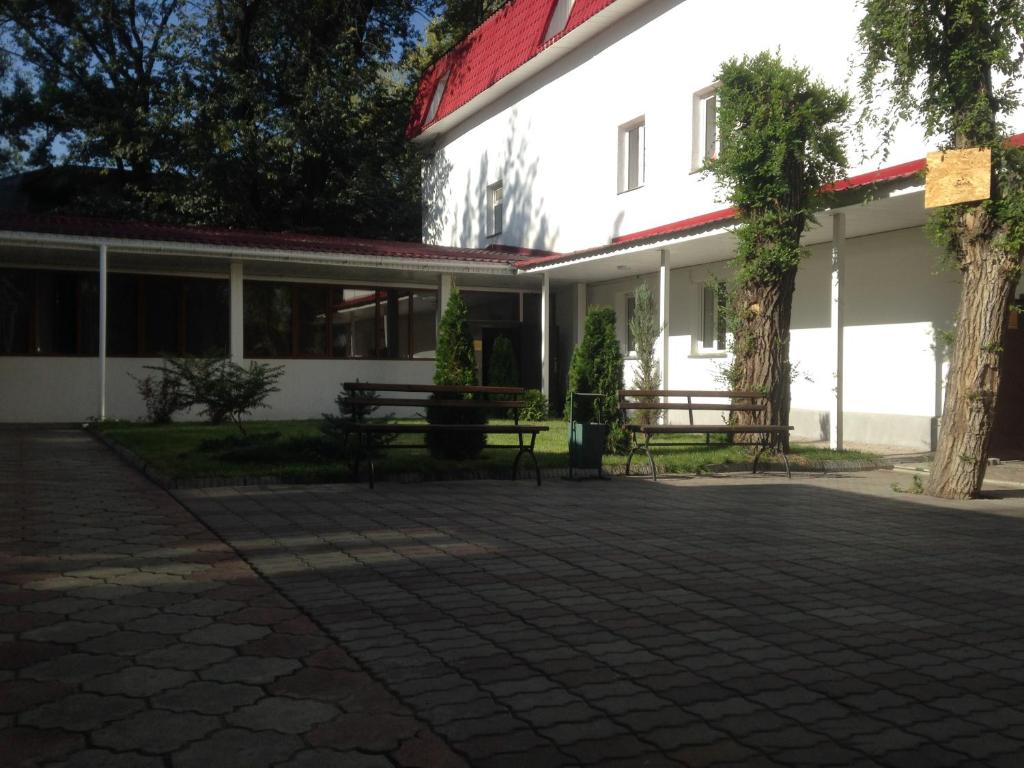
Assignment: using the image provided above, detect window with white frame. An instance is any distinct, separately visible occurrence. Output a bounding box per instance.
[692,84,720,171]
[618,118,645,193]
[700,284,727,352]
[425,71,449,123]
[544,0,575,41]
[487,181,503,237]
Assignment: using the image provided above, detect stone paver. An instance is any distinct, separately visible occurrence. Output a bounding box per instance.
[0,429,460,767]
[7,426,1024,766]
[178,462,1024,767]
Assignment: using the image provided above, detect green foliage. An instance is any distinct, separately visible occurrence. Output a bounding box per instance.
[428,285,486,459]
[709,51,851,283]
[628,282,662,426]
[162,357,283,433]
[321,381,395,466]
[130,365,188,424]
[0,0,425,238]
[565,306,627,453]
[487,335,519,388]
[858,0,1024,258]
[521,389,548,422]
[487,334,519,417]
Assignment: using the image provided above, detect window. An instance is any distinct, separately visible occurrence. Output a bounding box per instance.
[692,84,720,171]
[544,0,575,41]
[625,294,636,355]
[700,284,727,352]
[618,118,645,193]
[425,71,449,124]
[245,280,438,360]
[487,181,503,237]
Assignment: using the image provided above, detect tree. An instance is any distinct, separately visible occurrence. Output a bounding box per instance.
[427,285,485,459]
[708,51,850,450]
[0,0,426,238]
[565,306,627,453]
[628,282,662,426]
[487,334,518,416]
[859,0,1024,499]
[0,0,186,180]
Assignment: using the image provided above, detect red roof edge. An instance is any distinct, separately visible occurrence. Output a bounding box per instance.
[515,134,1024,269]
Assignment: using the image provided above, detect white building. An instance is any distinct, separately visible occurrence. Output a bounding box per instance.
[1,0,1022,453]
[409,0,1024,452]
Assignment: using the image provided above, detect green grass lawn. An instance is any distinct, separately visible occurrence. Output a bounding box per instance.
[96,418,880,484]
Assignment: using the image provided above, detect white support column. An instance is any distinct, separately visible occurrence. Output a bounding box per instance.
[229,262,244,363]
[658,249,671,397]
[98,243,108,421]
[438,273,454,332]
[830,212,846,451]
[541,273,551,399]
[575,282,587,345]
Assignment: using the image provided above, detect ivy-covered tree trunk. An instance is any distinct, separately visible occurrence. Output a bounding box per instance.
[731,269,797,451]
[928,210,1021,499]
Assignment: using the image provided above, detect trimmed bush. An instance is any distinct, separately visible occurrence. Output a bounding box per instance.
[487,334,519,416]
[130,364,187,423]
[427,286,486,459]
[565,306,628,453]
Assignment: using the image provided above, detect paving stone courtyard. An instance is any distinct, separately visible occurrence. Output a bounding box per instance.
[4,428,1024,766]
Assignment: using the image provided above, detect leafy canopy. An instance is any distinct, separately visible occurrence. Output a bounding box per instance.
[858,0,1024,255]
[709,51,851,282]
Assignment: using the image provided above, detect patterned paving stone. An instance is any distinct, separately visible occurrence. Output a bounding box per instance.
[152,680,263,714]
[92,709,220,753]
[0,725,85,766]
[133,642,235,670]
[226,696,339,733]
[180,622,270,646]
[199,655,301,684]
[20,692,145,732]
[171,727,304,768]
[83,666,195,697]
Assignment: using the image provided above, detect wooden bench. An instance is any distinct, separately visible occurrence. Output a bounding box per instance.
[619,389,794,480]
[341,383,549,488]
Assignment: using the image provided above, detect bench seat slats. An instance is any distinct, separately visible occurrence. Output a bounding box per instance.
[630,425,793,434]
[620,389,763,398]
[345,424,548,434]
[344,383,524,395]
[621,403,765,411]
[344,397,526,409]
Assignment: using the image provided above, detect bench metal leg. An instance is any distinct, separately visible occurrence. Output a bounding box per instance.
[645,432,657,481]
[512,433,541,486]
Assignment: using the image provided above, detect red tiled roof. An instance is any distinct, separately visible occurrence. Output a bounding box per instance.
[0,212,521,266]
[407,0,618,138]
[515,154,933,268]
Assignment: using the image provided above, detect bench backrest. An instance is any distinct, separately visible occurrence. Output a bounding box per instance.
[342,382,528,418]
[619,389,767,425]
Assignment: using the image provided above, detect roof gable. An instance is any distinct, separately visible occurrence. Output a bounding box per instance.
[407,0,618,139]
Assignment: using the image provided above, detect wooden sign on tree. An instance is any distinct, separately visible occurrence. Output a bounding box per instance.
[924,148,991,208]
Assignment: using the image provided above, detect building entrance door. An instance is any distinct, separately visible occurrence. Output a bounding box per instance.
[991,295,1024,457]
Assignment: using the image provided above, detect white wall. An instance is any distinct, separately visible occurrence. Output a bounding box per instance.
[580,227,966,447]
[0,357,435,423]
[423,0,1024,254]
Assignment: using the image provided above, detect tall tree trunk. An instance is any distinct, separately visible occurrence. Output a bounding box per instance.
[731,267,797,450]
[928,207,1020,499]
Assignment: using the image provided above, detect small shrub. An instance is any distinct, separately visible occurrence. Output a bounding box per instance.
[163,357,284,433]
[565,306,628,453]
[130,365,187,423]
[520,389,548,421]
[487,334,519,416]
[321,381,394,469]
[628,282,662,426]
[427,286,486,459]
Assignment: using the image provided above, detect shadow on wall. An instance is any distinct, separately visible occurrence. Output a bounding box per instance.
[424,109,559,252]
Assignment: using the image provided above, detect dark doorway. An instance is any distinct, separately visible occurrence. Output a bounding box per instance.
[991,294,1024,457]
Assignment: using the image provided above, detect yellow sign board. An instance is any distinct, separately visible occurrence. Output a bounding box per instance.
[924,148,991,208]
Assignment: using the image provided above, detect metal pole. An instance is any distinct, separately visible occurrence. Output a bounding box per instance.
[230,262,244,363]
[830,213,845,451]
[98,243,108,421]
[541,273,550,399]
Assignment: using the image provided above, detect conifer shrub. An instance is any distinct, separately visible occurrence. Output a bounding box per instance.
[565,306,628,453]
[427,286,486,459]
[487,334,519,417]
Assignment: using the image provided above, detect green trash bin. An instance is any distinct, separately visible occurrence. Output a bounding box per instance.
[566,392,607,480]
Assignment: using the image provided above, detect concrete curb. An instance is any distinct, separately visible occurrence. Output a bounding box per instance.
[89,426,894,490]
